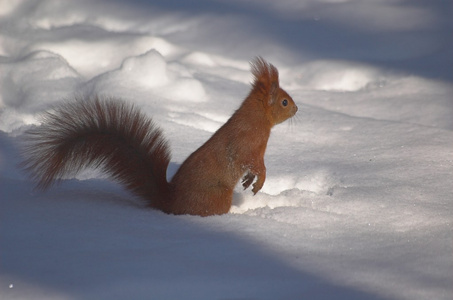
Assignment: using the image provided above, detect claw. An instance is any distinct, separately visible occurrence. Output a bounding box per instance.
[252,181,263,195]
[242,173,255,190]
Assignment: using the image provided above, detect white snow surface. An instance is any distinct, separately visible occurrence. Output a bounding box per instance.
[1,0,452,299]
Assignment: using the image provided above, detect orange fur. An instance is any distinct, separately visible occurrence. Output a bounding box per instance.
[21,57,298,216]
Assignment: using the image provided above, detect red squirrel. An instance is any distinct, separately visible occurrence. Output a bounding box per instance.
[21,57,298,216]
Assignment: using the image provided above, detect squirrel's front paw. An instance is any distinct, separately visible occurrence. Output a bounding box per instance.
[252,180,264,195]
[242,173,255,190]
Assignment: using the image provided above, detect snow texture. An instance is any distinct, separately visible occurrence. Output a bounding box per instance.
[1,0,452,299]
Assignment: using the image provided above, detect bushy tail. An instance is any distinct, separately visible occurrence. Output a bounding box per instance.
[21,96,171,209]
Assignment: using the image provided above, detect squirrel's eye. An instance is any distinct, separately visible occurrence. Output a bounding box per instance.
[282,99,288,107]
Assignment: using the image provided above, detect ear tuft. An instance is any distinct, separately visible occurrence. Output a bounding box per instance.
[251,57,279,97]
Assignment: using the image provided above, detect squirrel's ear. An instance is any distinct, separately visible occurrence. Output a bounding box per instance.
[251,57,280,103]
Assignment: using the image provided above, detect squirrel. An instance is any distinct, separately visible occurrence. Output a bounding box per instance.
[21,57,298,216]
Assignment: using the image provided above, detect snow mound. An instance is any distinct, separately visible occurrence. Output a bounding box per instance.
[0,50,81,132]
[28,35,181,79]
[88,50,206,102]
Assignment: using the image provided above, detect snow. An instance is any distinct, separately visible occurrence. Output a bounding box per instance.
[1,0,452,299]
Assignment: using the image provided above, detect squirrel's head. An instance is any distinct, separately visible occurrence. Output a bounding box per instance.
[251,57,298,125]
